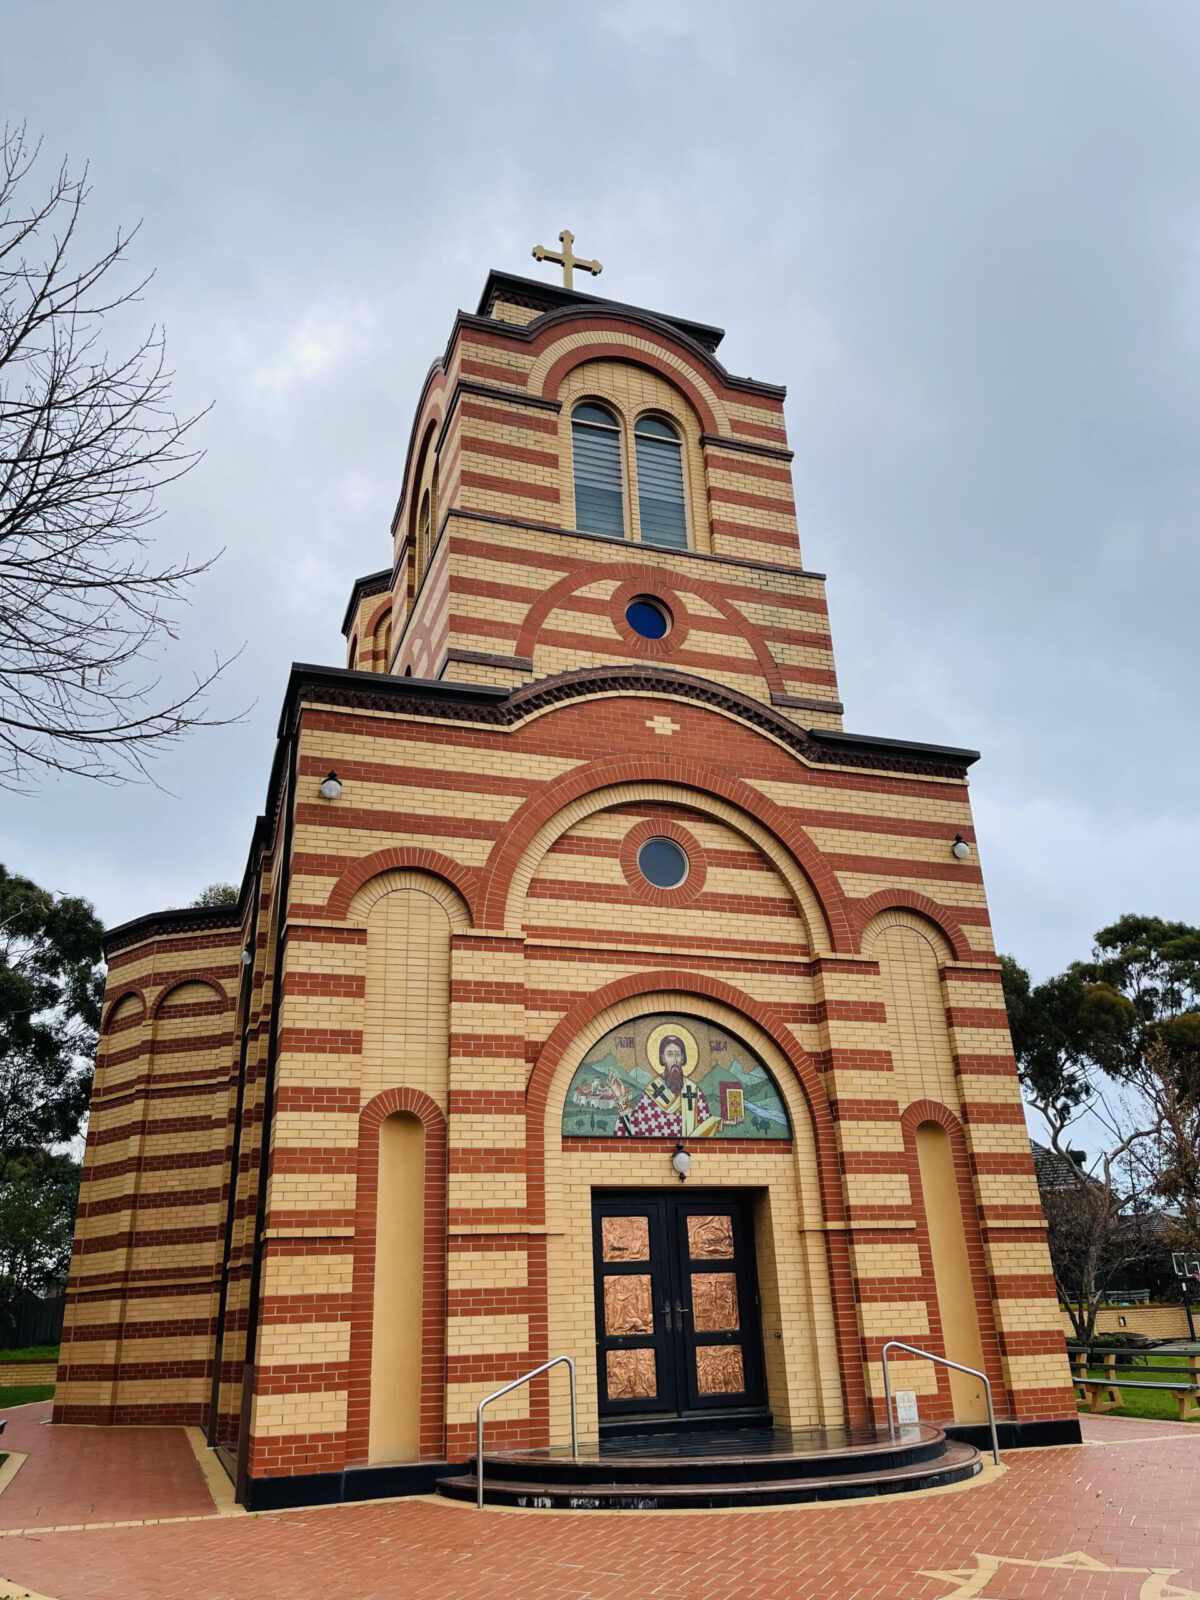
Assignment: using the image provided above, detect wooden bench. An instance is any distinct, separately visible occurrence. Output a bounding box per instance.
[1072,1350,1200,1421]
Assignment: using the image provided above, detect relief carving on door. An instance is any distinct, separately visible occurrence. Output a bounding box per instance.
[606,1348,658,1400]
[691,1272,739,1332]
[687,1213,734,1259]
[601,1216,650,1262]
[604,1274,654,1336]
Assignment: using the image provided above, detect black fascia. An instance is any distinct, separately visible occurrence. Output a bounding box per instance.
[476,270,726,353]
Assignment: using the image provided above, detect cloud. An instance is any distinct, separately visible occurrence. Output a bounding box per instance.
[0,0,1194,986]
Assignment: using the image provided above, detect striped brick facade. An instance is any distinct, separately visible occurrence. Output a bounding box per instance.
[58,270,1076,1503]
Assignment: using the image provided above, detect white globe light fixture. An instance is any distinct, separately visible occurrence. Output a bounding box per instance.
[671,1142,691,1182]
[951,834,971,861]
[319,771,343,801]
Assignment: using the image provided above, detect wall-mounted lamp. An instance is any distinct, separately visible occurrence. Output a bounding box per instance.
[672,1142,691,1182]
[319,771,343,801]
[241,947,254,967]
[950,834,971,861]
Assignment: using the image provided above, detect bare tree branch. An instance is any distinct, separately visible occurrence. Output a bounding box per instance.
[0,123,238,787]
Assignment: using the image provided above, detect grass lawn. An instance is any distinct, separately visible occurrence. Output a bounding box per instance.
[1077,1353,1199,1423]
[0,1346,58,1363]
[0,1385,54,1407]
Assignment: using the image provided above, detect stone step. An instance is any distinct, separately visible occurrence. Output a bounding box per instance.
[472,1429,947,1487]
[436,1440,982,1509]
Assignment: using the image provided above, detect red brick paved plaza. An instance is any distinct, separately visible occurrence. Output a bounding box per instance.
[1,1402,1198,1600]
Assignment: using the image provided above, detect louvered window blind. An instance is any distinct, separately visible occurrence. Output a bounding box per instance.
[634,416,687,548]
[572,404,625,538]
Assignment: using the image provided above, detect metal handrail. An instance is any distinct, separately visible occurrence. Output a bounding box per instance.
[881,1340,1000,1466]
[475,1355,578,1508]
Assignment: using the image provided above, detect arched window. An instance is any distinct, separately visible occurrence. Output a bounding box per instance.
[417,490,431,576]
[572,403,625,539]
[634,415,687,548]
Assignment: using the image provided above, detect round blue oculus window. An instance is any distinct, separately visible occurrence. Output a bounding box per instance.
[625,598,670,639]
[637,837,689,889]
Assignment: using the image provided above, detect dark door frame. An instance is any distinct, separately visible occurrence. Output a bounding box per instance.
[591,1188,767,1426]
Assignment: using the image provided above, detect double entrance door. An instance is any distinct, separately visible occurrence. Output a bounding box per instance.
[592,1191,766,1422]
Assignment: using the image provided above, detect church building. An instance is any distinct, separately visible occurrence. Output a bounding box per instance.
[56,239,1080,1509]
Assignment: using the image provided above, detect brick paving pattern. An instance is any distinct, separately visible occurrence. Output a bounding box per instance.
[0,1411,1198,1599]
[0,1401,215,1530]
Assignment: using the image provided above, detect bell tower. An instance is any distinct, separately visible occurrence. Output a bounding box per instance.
[342,248,845,730]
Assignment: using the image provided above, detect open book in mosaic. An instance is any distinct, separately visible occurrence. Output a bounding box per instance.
[562,1014,790,1140]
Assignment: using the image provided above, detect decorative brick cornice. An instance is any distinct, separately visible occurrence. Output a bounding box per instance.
[103,904,245,959]
[286,661,978,780]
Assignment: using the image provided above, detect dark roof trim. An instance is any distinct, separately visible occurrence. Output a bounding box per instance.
[456,303,786,403]
[478,270,726,353]
[279,661,508,737]
[340,569,393,638]
[284,660,979,779]
[700,432,794,464]
[807,726,980,766]
[104,902,243,955]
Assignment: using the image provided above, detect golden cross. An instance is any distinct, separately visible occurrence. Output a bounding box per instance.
[531,229,602,291]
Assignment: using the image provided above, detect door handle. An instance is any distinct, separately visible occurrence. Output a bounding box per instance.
[675,1299,689,1321]
[662,1299,673,1332]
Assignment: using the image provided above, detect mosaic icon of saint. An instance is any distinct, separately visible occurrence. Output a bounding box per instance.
[612,1024,722,1139]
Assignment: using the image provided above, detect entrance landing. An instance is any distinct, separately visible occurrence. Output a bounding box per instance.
[437,1421,982,1508]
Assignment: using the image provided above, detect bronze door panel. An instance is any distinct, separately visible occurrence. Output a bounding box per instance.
[593,1191,765,1420]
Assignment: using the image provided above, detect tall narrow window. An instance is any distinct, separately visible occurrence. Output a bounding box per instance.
[634,416,687,548]
[417,489,431,576]
[572,403,625,538]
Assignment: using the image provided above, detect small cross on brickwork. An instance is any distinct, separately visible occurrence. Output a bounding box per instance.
[531,229,602,291]
[646,716,681,736]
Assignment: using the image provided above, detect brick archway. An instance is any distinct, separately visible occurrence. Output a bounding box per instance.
[526,969,869,1426]
[513,561,787,697]
[346,1087,447,1463]
[474,753,850,950]
[853,889,979,963]
[324,848,479,924]
[526,323,725,435]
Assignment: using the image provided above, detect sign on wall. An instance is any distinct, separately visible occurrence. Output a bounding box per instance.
[561,1014,791,1140]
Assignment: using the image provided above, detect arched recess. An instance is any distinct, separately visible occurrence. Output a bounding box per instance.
[851,889,976,962]
[863,909,958,1112]
[899,1101,1007,1423]
[527,970,868,1429]
[326,848,478,925]
[97,989,147,1096]
[346,1087,447,1464]
[348,869,469,1114]
[366,598,394,672]
[476,757,846,953]
[151,976,226,1019]
[513,562,786,696]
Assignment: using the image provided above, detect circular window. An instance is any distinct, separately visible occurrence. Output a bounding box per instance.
[637,836,689,889]
[625,597,670,640]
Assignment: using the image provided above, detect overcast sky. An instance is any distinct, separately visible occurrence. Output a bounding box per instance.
[2,0,1197,988]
